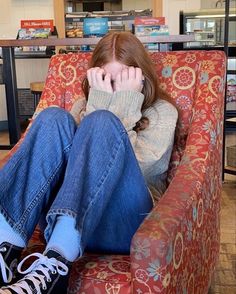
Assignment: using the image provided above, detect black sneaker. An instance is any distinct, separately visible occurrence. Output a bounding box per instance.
[0,249,71,294]
[0,242,23,287]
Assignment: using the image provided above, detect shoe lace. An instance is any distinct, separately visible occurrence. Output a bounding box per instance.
[2,252,68,294]
[0,246,13,284]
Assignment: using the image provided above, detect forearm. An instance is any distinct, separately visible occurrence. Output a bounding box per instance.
[108,90,144,131]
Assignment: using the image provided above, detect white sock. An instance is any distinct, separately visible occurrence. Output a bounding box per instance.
[0,213,26,247]
[46,215,81,262]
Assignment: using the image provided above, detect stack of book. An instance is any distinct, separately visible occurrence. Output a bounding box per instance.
[134,17,169,51]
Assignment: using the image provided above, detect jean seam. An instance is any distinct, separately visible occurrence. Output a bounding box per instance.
[1,110,74,190]
[78,131,127,251]
[45,130,127,250]
[13,143,73,241]
[46,130,127,218]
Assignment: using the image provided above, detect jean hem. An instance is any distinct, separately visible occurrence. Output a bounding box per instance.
[0,206,28,244]
[44,209,77,242]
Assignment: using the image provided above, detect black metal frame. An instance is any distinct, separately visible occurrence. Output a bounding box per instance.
[222,0,236,177]
[1,47,21,148]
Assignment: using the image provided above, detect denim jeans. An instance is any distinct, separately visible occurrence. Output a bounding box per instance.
[0,107,153,255]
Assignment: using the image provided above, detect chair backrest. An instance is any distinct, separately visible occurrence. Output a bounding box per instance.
[35,50,226,181]
[150,51,226,181]
[37,53,91,111]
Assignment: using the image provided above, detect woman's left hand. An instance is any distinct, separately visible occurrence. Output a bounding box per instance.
[114,67,144,93]
[87,67,113,94]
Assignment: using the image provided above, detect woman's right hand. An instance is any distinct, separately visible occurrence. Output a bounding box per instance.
[87,67,113,94]
[115,67,143,93]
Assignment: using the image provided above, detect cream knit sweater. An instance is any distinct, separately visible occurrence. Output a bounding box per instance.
[70,89,178,202]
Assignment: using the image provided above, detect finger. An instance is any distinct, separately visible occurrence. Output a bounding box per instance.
[104,72,111,83]
[91,67,100,86]
[104,73,113,93]
[128,67,135,79]
[116,72,122,84]
[96,68,104,84]
[121,68,128,81]
[87,69,92,86]
[135,67,143,82]
[104,72,112,88]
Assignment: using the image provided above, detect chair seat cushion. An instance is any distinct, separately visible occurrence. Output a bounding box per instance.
[68,254,131,294]
[22,229,131,293]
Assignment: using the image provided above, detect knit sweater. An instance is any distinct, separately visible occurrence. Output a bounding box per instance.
[70,88,178,203]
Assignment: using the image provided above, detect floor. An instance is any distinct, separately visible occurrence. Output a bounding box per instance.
[209,179,236,293]
[209,132,236,293]
[0,129,235,293]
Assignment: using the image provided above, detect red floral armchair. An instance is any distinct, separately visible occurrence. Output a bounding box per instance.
[0,50,226,293]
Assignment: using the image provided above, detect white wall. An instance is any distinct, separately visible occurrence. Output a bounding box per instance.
[163,0,201,35]
[121,0,202,35]
[201,0,223,9]
[0,0,53,121]
[201,0,236,9]
[122,0,153,11]
[0,0,54,39]
[0,87,7,121]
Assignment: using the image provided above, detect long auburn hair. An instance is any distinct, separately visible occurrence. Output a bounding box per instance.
[82,32,174,131]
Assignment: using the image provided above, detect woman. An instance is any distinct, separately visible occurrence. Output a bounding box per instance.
[0,32,178,294]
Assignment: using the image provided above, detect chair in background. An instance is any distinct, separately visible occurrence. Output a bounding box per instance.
[0,50,226,293]
[30,81,45,110]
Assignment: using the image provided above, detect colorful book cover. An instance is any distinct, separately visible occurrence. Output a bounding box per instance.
[134,17,165,26]
[83,18,108,37]
[18,28,50,39]
[135,25,169,37]
[21,19,54,31]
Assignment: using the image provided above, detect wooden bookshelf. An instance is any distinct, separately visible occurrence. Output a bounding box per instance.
[53,0,65,39]
[0,35,195,47]
[54,1,165,39]
[152,0,163,17]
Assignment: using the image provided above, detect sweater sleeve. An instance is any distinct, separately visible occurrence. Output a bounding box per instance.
[108,90,144,131]
[84,89,144,145]
[85,88,113,115]
[108,91,177,178]
[133,100,178,178]
[69,98,87,124]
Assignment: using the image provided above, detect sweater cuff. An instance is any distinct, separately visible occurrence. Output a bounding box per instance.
[111,90,144,115]
[86,89,112,111]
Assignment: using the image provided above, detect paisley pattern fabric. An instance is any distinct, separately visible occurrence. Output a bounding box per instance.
[0,50,226,293]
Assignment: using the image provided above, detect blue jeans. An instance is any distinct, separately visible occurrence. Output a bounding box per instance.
[0,108,153,255]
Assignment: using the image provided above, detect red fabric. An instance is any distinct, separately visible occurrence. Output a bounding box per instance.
[0,50,226,293]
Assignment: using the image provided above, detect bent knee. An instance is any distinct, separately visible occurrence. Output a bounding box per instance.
[33,107,77,132]
[36,107,73,123]
[85,110,122,126]
[85,110,126,133]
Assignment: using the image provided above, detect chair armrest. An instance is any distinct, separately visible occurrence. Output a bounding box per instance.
[130,81,224,293]
[130,51,226,293]
[131,142,222,292]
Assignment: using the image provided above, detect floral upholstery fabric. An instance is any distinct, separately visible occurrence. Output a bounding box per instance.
[35,52,91,113]
[0,50,226,293]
